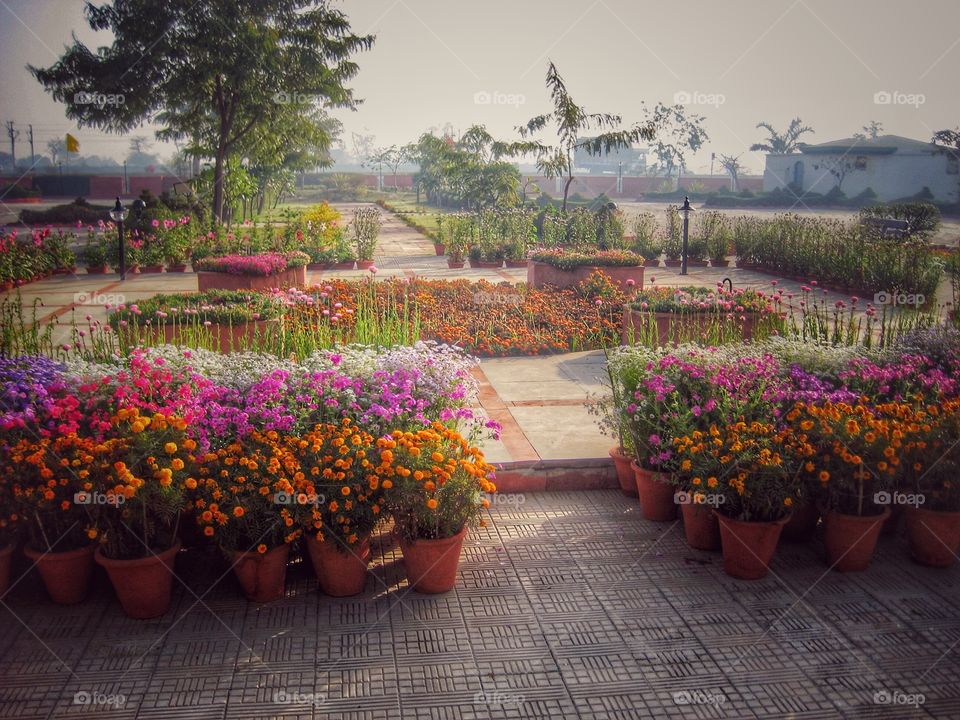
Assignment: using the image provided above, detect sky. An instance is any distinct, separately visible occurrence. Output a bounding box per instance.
[1,0,958,174]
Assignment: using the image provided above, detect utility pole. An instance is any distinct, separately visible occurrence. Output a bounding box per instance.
[27,125,35,167]
[5,121,19,168]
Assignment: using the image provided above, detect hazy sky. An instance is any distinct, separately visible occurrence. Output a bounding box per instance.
[1,0,958,173]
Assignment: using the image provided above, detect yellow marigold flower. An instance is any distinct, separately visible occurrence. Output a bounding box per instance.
[784,497,793,507]
[164,442,178,455]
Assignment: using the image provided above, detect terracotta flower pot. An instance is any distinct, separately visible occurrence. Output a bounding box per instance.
[356,260,376,270]
[231,543,289,603]
[400,526,467,594]
[717,514,789,580]
[504,259,528,268]
[681,502,721,551]
[663,258,682,268]
[609,446,637,497]
[24,543,97,605]
[433,243,446,256]
[0,543,14,597]
[643,259,660,268]
[710,258,731,268]
[166,264,187,273]
[333,260,356,270]
[781,501,820,542]
[86,266,109,275]
[823,508,890,572]
[306,534,370,597]
[446,259,465,269]
[140,265,165,274]
[96,541,181,619]
[905,506,960,568]
[631,461,676,522]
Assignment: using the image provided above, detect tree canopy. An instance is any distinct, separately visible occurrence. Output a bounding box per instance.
[30,0,373,221]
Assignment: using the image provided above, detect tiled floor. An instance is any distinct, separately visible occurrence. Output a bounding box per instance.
[1,491,957,719]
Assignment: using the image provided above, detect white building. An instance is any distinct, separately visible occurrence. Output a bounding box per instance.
[762,135,959,203]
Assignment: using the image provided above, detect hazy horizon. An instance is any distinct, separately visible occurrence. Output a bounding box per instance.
[1,0,958,175]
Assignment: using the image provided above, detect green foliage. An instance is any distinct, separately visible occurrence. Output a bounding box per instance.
[860,202,942,239]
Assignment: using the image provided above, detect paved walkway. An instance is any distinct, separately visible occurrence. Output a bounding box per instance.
[1,491,957,719]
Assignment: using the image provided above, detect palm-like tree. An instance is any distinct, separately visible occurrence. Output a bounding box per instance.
[517,62,658,211]
[749,118,814,154]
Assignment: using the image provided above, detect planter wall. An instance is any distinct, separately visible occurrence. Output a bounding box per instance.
[527,261,644,291]
[621,309,758,346]
[197,265,306,292]
[161,319,274,353]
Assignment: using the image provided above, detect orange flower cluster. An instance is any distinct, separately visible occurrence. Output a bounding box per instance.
[287,419,381,549]
[379,422,497,542]
[673,421,816,522]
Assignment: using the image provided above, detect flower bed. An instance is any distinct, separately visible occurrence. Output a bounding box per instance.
[599,327,960,575]
[195,252,309,291]
[527,249,645,290]
[621,285,780,346]
[1,228,77,289]
[0,343,501,603]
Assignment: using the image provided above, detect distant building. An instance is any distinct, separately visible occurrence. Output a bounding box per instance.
[762,135,958,203]
[573,142,648,175]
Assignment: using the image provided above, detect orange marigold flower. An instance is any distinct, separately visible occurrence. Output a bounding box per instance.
[257,544,267,554]
[426,498,438,510]
[233,506,245,518]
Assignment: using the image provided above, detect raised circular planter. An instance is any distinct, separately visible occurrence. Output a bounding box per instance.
[527,261,645,291]
[197,265,306,292]
[161,319,275,353]
[621,308,759,346]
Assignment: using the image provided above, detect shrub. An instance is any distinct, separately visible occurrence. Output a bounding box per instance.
[529,248,645,271]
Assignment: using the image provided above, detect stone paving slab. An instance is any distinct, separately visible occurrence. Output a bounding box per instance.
[1,491,957,719]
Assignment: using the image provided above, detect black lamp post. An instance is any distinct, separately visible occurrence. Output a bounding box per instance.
[110,197,146,281]
[679,195,693,276]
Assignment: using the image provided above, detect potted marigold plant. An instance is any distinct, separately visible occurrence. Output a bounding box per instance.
[192,432,302,603]
[287,420,382,596]
[5,434,103,604]
[381,423,496,593]
[674,420,812,579]
[92,408,193,618]
[902,398,960,567]
[791,401,905,572]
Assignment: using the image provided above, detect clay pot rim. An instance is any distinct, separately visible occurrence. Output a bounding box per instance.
[25,542,98,560]
[715,512,792,526]
[305,533,370,555]
[609,446,632,461]
[399,525,467,547]
[825,507,891,523]
[95,540,181,568]
[905,505,960,518]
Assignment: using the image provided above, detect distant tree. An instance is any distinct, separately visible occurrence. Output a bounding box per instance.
[853,121,884,140]
[47,138,66,165]
[750,118,814,154]
[811,155,862,192]
[646,102,709,180]
[718,153,745,191]
[31,0,373,222]
[517,61,659,211]
[351,131,376,166]
[932,127,960,199]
